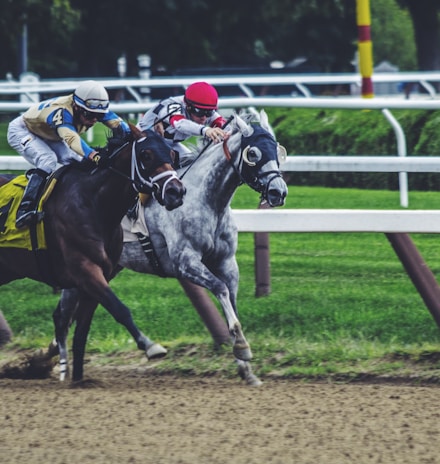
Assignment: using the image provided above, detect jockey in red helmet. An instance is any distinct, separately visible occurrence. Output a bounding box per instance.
[184,81,220,113]
[138,81,228,168]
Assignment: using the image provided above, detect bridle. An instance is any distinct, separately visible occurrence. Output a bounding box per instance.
[222,130,285,199]
[105,137,180,200]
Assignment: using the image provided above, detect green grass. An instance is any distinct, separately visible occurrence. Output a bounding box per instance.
[3,115,440,380]
[2,184,440,381]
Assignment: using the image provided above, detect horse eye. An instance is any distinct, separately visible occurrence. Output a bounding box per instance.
[243,146,262,166]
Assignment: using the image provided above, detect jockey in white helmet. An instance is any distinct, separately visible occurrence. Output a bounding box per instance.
[8,79,131,228]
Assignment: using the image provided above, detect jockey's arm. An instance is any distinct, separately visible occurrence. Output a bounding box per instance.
[57,125,96,159]
[102,112,131,138]
[171,116,206,137]
[172,116,227,143]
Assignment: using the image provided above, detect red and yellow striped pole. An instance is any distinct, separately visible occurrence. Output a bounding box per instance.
[356,0,374,98]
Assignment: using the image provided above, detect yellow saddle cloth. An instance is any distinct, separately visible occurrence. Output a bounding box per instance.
[0,175,47,250]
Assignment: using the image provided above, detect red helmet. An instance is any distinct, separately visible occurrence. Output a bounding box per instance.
[184,82,218,110]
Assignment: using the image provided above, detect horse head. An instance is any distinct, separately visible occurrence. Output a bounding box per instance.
[229,111,288,207]
[118,123,186,211]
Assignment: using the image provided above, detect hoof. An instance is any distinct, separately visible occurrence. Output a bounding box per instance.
[146,343,167,359]
[233,343,253,362]
[237,360,262,386]
[246,374,263,387]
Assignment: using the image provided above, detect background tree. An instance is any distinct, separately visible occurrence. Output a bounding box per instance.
[0,0,428,80]
[0,0,80,78]
[397,0,440,71]
[371,0,417,71]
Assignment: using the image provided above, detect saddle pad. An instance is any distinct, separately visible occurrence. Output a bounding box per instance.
[121,198,150,242]
[0,175,47,250]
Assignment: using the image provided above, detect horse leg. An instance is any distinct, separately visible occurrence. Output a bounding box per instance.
[97,288,167,359]
[178,279,231,347]
[71,296,97,381]
[51,288,80,381]
[202,287,252,362]
[70,276,166,381]
[180,266,252,362]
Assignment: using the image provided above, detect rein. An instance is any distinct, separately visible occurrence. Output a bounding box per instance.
[180,115,234,179]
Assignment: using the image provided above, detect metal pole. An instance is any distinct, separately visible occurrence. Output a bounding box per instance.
[254,200,271,297]
[386,233,440,329]
[356,0,374,98]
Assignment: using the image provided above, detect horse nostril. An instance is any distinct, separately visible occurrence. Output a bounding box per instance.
[267,189,286,207]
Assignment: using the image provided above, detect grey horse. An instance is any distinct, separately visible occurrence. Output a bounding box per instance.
[52,110,288,385]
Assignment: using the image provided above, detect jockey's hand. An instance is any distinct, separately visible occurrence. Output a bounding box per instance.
[203,127,227,143]
[89,151,111,168]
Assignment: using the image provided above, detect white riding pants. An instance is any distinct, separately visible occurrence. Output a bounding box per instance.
[7,116,82,174]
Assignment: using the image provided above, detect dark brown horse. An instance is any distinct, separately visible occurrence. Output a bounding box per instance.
[0,124,186,381]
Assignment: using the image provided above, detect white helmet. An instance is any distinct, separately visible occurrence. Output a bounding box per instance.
[73,80,109,114]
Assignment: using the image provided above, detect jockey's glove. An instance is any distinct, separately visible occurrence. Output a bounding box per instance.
[89,151,111,168]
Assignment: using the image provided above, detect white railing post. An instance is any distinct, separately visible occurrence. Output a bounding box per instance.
[381,108,408,207]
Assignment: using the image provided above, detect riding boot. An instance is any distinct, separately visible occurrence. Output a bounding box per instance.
[15,168,48,229]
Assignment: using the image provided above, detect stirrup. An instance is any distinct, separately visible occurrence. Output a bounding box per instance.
[15,210,45,229]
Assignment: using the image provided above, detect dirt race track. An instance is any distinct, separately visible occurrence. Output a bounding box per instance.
[1,363,440,464]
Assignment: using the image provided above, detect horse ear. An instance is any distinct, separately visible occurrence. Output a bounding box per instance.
[235,113,254,137]
[129,122,143,140]
[259,109,276,137]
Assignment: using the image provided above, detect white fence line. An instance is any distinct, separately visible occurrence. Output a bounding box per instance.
[232,209,440,233]
[281,156,440,172]
[1,71,440,100]
[3,155,440,173]
[3,95,440,114]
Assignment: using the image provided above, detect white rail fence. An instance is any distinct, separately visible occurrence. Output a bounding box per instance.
[232,209,440,233]
[1,71,440,101]
[2,76,440,207]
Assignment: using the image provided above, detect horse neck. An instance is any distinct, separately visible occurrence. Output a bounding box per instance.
[189,133,242,211]
[96,146,137,223]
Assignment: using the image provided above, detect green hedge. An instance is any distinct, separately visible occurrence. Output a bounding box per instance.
[266,107,440,191]
[3,108,440,191]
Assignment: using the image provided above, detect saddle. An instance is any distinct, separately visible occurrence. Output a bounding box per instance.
[0,167,67,251]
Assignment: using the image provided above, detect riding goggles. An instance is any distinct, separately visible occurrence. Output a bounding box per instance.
[188,105,214,118]
[74,95,110,111]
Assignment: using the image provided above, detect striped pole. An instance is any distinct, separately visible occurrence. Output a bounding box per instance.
[356,0,374,98]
